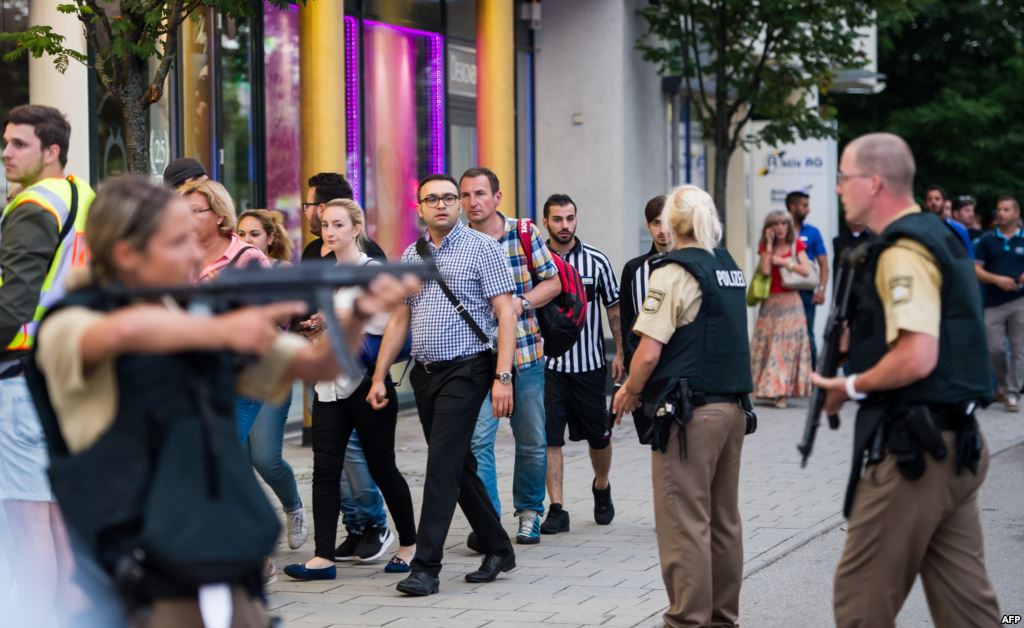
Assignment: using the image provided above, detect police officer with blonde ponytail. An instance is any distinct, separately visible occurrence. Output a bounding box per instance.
[613,184,753,628]
[0,104,94,624]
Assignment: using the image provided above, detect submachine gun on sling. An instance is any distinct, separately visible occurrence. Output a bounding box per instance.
[105,260,439,375]
[797,247,860,467]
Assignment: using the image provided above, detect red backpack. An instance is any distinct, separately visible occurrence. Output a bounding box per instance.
[517,219,587,358]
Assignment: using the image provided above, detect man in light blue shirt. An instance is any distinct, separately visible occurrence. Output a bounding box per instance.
[787,191,829,369]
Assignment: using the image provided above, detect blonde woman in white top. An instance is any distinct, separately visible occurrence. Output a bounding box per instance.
[283,199,417,580]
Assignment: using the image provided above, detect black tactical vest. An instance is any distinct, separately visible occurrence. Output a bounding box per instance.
[25,287,281,601]
[847,211,993,406]
[642,247,753,403]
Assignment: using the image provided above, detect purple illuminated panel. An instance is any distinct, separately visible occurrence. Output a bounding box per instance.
[344,16,361,204]
[353,19,446,260]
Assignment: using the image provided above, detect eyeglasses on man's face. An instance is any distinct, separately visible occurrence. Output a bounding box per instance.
[301,202,319,213]
[419,193,459,208]
[836,171,873,183]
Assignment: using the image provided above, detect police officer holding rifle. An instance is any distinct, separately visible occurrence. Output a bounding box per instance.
[25,175,423,627]
[809,133,998,627]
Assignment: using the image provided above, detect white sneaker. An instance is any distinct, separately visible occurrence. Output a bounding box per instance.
[286,507,309,550]
[1006,394,1019,413]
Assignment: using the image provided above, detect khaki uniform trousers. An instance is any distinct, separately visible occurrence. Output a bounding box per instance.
[131,587,270,628]
[834,432,999,628]
[651,402,746,628]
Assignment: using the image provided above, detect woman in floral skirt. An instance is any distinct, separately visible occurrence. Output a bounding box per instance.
[750,210,813,408]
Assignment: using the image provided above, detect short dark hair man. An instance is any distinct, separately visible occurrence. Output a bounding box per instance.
[303,172,385,261]
[461,166,562,546]
[368,173,518,595]
[974,195,1024,412]
[1,104,95,622]
[620,195,671,368]
[540,194,624,534]
[785,190,829,368]
[951,196,982,240]
[923,184,973,255]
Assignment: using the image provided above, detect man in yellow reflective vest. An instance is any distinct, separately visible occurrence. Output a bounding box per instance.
[0,104,93,624]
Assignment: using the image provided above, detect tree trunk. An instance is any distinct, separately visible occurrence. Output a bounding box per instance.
[119,61,152,175]
[713,95,731,246]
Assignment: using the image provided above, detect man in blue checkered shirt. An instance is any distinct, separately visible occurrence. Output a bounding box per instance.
[368,173,518,596]
[461,167,562,547]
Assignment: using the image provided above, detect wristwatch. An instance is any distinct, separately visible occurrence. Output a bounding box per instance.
[495,371,513,385]
[520,297,531,311]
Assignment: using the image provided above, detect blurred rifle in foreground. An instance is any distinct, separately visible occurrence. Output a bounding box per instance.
[106,260,438,375]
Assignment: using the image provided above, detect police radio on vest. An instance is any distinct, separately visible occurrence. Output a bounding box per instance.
[715,270,746,288]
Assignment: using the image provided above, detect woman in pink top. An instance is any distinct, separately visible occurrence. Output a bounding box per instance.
[178,179,270,282]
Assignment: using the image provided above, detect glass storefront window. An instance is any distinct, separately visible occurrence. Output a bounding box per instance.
[0,0,30,198]
[357,19,445,260]
[263,2,301,250]
[219,14,258,211]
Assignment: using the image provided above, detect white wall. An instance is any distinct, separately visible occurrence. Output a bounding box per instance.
[533,0,669,273]
[28,1,90,179]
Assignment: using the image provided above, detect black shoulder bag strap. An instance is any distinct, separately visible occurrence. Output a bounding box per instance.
[226,244,258,268]
[415,238,492,348]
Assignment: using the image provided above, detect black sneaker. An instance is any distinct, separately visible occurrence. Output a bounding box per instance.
[334,534,360,561]
[540,504,570,534]
[593,480,614,525]
[355,525,395,562]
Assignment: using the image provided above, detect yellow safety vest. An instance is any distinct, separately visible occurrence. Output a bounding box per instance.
[0,175,93,351]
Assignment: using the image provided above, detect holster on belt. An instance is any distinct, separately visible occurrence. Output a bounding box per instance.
[887,404,947,481]
[643,378,694,458]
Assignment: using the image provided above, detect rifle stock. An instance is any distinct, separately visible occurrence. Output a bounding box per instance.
[105,260,439,377]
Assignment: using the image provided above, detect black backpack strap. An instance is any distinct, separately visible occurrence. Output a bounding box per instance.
[415,238,492,348]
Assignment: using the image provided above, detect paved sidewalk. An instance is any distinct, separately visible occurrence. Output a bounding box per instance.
[265,398,1024,627]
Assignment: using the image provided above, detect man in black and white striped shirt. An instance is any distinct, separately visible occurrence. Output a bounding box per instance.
[620,195,672,369]
[539,194,625,534]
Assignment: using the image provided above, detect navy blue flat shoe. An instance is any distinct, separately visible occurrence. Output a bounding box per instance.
[384,556,411,573]
[282,562,337,581]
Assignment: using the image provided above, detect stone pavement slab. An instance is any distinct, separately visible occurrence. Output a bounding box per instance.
[266,397,1024,627]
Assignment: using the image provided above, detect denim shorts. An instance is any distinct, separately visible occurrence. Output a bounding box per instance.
[0,376,53,502]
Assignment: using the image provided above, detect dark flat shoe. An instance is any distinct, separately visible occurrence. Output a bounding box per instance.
[465,552,516,583]
[396,570,440,596]
[385,556,411,574]
[282,562,336,581]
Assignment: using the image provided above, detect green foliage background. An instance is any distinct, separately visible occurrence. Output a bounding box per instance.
[829,1,1024,221]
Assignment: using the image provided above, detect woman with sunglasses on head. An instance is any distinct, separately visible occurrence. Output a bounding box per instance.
[283,198,417,581]
[750,210,813,408]
[27,174,418,625]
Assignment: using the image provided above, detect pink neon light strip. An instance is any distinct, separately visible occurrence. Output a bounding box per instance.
[343,16,361,203]
[344,17,446,194]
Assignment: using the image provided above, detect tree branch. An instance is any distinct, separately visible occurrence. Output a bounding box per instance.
[684,0,713,119]
[725,26,777,123]
[148,0,183,104]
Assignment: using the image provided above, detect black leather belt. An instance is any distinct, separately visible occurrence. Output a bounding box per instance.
[415,350,491,375]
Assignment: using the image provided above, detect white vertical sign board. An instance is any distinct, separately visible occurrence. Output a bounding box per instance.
[744,121,838,345]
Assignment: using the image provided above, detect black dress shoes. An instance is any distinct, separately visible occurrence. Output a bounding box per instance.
[396,570,440,596]
[464,552,516,583]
